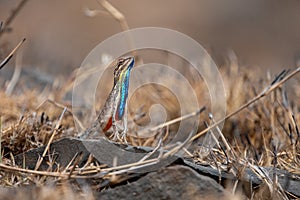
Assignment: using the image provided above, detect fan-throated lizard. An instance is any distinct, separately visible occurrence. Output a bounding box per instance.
[79,56,135,141]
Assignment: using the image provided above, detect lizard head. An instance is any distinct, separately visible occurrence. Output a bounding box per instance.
[113,56,135,84]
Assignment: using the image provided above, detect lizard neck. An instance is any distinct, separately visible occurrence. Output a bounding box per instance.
[98,67,131,132]
[115,67,131,120]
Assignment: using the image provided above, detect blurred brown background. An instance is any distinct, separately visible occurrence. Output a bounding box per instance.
[0,0,300,75]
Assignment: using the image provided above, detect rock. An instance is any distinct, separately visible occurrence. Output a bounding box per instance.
[14,137,178,173]
[182,159,300,198]
[96,165,229,200]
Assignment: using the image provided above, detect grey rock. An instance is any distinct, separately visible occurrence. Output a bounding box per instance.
[96,165,228,200]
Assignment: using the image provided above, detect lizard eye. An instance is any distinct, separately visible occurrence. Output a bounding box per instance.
[118,59,124,66]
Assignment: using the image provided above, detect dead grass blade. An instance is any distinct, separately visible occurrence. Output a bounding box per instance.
[35,107,67,170]
[0,38,26,70]
[138,106,205,136]
[191,67,300,142]
[97,0,129,31]
[97,0,137,56]
[0,0,29,38]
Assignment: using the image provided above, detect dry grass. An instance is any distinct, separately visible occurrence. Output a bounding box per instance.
[0,3,299,197]
[0,56,298,199]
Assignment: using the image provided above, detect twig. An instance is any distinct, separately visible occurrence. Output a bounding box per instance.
[97,0,129,31]
[163,128,195,158]
[0,38,26,70]
[63,152,80,174]
[35,107,67,170]
[0,0,29,37]
[138,106,205,135]
[208,114,237,159]
[0,162,68,178]
[96,0,137,56]
[138,138,162,163]
[67,152,83,179]
[191,68,300,142]
[83,7,110,17]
